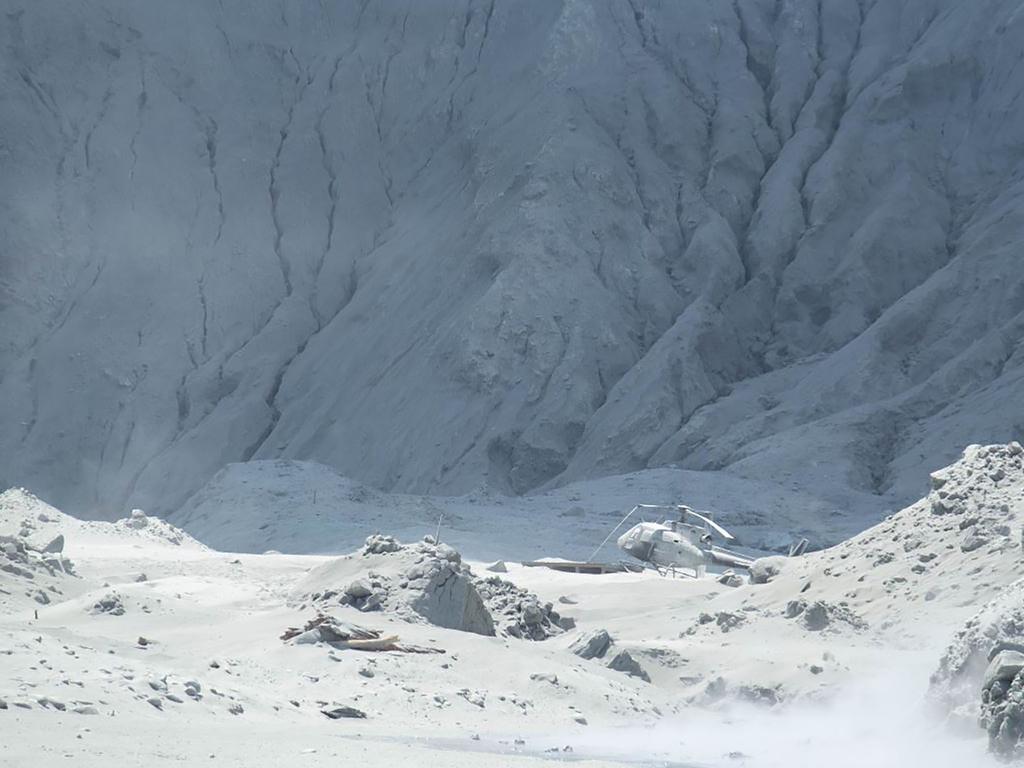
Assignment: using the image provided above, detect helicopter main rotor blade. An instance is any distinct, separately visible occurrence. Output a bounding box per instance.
[678,506,736,541]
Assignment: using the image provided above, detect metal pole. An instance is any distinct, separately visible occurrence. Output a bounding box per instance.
[587,506,639,563]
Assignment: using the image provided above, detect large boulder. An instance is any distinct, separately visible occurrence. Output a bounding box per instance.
[406,555,495,636]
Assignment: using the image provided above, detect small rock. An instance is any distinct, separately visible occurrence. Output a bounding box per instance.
[571,629,612,660]
[529,673,559,685]
[359,594,382,612]
[521,600,544,626]
[91,594,125,616]
[715,611,745,632]
[749,556,786,584]
[784,600,806,619]
[345,579,374,599]
[41,534,64,554]
[608,650,651,682]
[321,705,366,719]
[717,570,744,588]
[802,602,831,631]
[962,534,989,553]
[363,534,401,555]
[738,684,782,706]
[705,676,728,700]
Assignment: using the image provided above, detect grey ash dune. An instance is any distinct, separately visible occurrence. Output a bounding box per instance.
[2,0,1023,521]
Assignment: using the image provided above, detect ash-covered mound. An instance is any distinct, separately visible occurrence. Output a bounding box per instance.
[639,444,1024,705]
[925,443,1024,553]
[0,490,78,614]
[0,530,76,613]
[111,508,204,549]
[300,535,566,640]
[917,443,1024,756]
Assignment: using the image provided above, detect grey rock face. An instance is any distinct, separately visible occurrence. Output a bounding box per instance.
[406,557,495,636]
[3,1,1024,521]
[608,650,651,683]
[571,629,613,660]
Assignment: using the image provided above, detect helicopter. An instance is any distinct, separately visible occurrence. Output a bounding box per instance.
[590,504,756,577]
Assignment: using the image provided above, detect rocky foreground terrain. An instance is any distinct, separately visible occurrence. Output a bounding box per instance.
[2,444,1023,766]
[3,0,1024,532]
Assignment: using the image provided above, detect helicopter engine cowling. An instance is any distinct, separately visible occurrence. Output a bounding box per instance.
[617,522,707,573]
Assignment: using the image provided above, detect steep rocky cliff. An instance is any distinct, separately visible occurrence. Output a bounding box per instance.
[2,0,1023,518]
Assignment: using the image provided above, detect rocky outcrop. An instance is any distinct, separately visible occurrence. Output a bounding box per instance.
[306,536,565,640]
[404,544,495,636]
[981,650,1024,758]
[114,509,196,547]
[931,578,1024,732]
[0,515,76,613]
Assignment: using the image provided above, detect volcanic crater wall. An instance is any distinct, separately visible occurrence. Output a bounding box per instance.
[2,0,1023,517]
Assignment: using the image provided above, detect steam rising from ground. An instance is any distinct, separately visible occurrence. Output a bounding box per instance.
[530,660,994,767]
